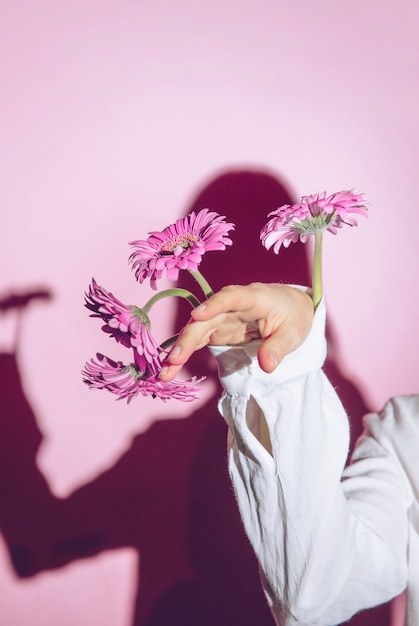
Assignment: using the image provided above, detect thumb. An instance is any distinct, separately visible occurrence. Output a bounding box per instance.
[257,335,288,373]
[257,322,304,373]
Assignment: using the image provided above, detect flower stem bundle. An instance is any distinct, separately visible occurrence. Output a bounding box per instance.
[83,190,367,405]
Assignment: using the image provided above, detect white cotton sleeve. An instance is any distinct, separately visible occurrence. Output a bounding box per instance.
[209,299,409,626]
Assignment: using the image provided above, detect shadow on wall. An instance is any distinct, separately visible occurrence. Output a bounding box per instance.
[0,169,390,626]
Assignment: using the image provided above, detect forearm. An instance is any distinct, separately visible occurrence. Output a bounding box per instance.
[212,303,408,625]
[221,370,354,624]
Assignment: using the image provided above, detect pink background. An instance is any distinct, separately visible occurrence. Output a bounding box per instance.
[1,1,418,625]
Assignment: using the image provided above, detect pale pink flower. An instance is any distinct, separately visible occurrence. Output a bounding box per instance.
[261,190,368,253]
[84,279,161,372]
[129,209,235,289]
[82,353,204,403]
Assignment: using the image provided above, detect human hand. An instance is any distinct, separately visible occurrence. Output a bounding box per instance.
[159,283,314,381]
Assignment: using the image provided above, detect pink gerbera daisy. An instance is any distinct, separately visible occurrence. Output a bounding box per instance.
[84,279,161,372]
[129,208,235,289]
[82,353,204,403]
[260,190,368,253]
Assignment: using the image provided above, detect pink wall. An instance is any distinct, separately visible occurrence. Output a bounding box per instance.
[1,1,418,625]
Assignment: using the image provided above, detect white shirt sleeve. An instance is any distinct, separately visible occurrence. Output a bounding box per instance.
[209,298,410,626]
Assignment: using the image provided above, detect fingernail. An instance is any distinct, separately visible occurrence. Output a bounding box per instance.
[159,366,169,379]
[194,303,207,312]
[169,345,181,359]
[269,353,279,368]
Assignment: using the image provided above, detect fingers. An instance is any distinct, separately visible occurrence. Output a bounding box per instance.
[159,285,265,382]
[190,284,258,321]
[159,311,257,382]
[158,359,184,382]
[159,318,216,381]
[159,284,314,380]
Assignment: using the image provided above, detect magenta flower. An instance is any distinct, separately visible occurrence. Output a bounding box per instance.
[84,279,161,372]
[260,190,368,253]
[129,209,235,289]
[261,189,368,311]
[82,353,204,403]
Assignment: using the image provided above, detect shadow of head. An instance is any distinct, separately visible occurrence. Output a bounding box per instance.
[172,168,311,377]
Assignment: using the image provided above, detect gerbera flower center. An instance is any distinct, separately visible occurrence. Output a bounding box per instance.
[161,233,199,254]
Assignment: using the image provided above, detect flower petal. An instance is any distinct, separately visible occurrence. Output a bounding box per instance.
[82,354,205,403]
[129,209,235,288]
[260,189,368,253]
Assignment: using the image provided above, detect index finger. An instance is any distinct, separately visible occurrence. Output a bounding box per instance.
[158,317,217,381]
[191,284,262,322]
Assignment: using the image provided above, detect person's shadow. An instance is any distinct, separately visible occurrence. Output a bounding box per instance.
[0,169,391,626]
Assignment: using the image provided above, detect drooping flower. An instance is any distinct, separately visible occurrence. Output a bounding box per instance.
[84,279,161,372]
[82,353,204,403]
[260,190,368,253]
[129,209,235,289]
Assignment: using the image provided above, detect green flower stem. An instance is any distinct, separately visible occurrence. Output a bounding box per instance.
[312,230,323,311]
[159,334,179,351]
[142,288,201,313]
[188,269,214,299]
